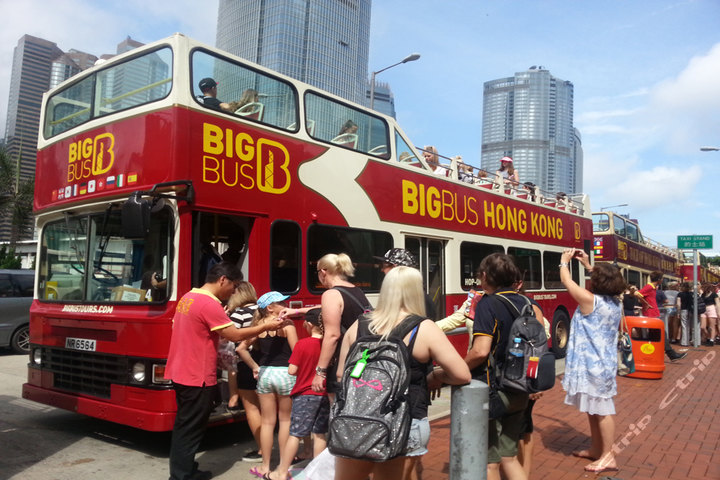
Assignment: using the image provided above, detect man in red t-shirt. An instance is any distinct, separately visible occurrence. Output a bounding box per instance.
[167,262,284,480]
[635,270,686,362]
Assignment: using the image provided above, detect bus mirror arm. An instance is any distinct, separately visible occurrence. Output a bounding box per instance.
[148,180,195,204]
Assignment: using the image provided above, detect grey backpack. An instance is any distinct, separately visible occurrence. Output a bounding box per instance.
[328,314,423,462]
[488,294,556,394]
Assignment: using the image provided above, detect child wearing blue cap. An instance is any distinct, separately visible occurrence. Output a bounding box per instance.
[238,291,298,478]
[266,308,328,480]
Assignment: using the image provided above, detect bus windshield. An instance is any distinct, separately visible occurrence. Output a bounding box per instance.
[44,47,173,138]
[592,213,610,233]
[39,207,172,303]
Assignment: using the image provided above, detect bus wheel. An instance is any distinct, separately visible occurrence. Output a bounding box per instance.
[11,324,30,355]
[551,311,570,358]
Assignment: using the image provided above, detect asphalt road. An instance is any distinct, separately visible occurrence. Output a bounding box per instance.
[0,349,264,480]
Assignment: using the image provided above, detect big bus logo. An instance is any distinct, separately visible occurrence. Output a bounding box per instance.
[202,122,291,194]
[67,133,115,182]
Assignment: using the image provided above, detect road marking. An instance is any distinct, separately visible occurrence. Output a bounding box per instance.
[10,399,56,412]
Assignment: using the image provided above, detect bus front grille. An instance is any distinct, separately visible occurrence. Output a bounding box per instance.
[44,348,126,398]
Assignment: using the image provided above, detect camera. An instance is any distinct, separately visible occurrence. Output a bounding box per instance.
[573,250,583,258]
[154,272,163,282]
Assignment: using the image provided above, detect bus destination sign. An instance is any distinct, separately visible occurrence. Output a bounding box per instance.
[677,235,713,250]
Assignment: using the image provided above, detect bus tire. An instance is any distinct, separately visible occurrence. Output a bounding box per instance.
[551,310,570,358]
[11,324,30,355]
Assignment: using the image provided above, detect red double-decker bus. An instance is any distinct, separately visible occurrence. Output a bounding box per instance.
[24,34,593,431]
[679,251,720,284]
[592,212,681,287]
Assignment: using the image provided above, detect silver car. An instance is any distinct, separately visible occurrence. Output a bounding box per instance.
[0,269,34,354]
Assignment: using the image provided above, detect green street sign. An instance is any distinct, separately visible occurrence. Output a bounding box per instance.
[677,235,713,249]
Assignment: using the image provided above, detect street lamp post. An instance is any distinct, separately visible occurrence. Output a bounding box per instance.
[369,53,420,110]
[600,203,628,211]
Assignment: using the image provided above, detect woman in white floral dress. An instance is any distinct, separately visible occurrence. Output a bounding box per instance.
[559,248,626,474]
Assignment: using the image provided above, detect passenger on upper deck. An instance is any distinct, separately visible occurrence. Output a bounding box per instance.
[198,77,232,112]
[228,88,260,112]
[496,156,519,188]
[455,156,474,183]
[522,182,538,202]
[423,145,448,176]
[338,120,358,136]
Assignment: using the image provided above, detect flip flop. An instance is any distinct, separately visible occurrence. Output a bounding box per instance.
[249,467,266,478]
[262,473,292,480]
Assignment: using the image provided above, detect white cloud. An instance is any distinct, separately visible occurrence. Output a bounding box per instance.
[645,42,720,152]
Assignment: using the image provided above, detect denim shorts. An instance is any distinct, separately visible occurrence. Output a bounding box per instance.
[404,417,431,457]
[256,366,295,395]
[289,394,330,437]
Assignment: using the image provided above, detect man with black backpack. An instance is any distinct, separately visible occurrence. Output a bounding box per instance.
[465,253,544,480]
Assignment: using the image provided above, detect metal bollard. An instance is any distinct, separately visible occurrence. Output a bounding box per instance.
[449,379,488,480]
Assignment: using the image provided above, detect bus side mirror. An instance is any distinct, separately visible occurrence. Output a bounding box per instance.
[121,192,151,238]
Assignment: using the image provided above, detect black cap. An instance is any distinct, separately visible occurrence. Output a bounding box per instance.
[199,77,218,91]
[304,308,322,326]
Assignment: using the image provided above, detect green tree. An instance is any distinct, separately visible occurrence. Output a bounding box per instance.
[0,146,35,244]
[0,245,22,269]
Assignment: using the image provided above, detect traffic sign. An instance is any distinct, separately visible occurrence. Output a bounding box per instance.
[677,235,713,249]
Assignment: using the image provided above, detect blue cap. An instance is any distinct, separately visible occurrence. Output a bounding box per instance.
[257,291,290,309]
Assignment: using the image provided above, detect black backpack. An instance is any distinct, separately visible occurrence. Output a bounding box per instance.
[328,314,423,462]
[488,294,555,394]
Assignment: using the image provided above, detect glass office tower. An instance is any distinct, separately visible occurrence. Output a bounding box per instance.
[481,66,582,194]
[216,0,371,105]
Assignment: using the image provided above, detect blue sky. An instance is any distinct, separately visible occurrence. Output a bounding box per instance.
[2,0,720,254]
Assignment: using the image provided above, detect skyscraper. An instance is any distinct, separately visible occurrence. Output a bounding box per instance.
[2,35,141,242]
[216,0,371,105]
[481,66,582,194]
[5,36,65,181]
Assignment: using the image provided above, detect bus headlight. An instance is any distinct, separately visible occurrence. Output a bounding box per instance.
[32,348,42,366]
[131,362,146,383]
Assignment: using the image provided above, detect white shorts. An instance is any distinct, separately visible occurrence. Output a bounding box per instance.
[256,366,295,396]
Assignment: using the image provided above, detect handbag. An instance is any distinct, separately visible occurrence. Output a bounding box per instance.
[617,312,635,376]
[697,295,707,315]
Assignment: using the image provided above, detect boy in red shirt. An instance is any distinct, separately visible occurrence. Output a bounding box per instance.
[267,308,328,480]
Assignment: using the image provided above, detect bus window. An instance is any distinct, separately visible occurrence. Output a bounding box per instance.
[304,91,389,156]
[395,131,421,166]
[39,207,173,303]
[592,213,610,233]
[613,215,626,237]
[44,47,172,138]
[44,76,93,138]
[307,225,392,293]
[543,251,563,289]
[271,221,301,294]
[508,247,541,290]
[191,49,298,131]
[627,269,641,288]
[625,222,639,242]
[96,48,172,116]
[459,241,504,290]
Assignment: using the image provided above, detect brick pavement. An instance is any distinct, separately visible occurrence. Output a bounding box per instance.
[421,347,720,480]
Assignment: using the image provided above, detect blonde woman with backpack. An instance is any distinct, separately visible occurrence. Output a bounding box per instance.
[334,266,470,480]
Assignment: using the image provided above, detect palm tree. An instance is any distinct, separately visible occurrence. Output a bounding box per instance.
[0,147,35,244]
